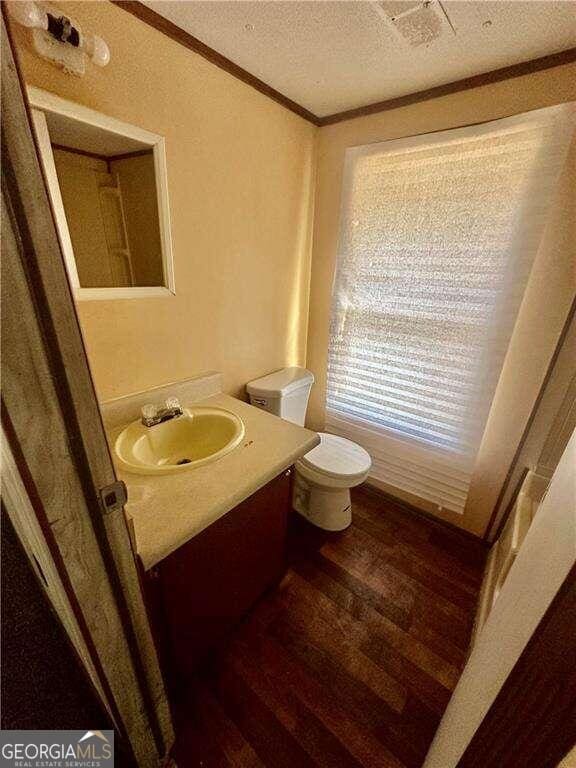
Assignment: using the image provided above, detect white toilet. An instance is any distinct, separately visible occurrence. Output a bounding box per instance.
[246,367,371,531]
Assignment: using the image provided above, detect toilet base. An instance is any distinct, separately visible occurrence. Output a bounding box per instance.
[292,471,352,531]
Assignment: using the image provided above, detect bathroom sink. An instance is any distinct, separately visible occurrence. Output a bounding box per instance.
[114,407,245,475]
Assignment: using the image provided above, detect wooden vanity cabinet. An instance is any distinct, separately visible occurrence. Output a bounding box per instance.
[144,467,293,689]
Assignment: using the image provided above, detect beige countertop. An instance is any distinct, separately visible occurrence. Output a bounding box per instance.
[111,393,319,570]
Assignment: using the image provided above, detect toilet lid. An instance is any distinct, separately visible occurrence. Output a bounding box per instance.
[300,432,371,480]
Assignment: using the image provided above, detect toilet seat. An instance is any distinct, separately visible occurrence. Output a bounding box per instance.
[297,432,371,487]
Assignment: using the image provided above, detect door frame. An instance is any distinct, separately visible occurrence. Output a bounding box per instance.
[458,563,576,767]
[1,12,172,766]
[424,429,576,768]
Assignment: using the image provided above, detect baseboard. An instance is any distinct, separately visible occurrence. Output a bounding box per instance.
[358,481,489,548]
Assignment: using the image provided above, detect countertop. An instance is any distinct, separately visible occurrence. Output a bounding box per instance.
[112,393,320,570]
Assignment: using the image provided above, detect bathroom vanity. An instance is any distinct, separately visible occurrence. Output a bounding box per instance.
[143,467,292,687]
[101,374,319,691]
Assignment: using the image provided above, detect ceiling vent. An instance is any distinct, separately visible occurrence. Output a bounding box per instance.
[373,0,456,47]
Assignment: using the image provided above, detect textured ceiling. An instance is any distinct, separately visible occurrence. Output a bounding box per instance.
[142,1,576,118]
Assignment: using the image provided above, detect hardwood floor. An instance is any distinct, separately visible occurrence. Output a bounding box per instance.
[172,486,487,768]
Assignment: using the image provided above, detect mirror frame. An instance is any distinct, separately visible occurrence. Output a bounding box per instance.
[27,86,176,301]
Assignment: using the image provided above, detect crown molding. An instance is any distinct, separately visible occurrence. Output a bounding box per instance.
[319,47,576,126]
[111,1,321,126]
[111,3,576,131]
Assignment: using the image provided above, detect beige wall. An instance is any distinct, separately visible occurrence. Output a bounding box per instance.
[559,745,576,768]
[307,62,576,534]
[490,310,576,540]
[110,153,164,287]
[464,139,575,535]
[53,148,118,287]
[13,1,316,401]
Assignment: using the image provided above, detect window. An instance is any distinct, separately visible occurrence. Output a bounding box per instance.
[326,105,574,514]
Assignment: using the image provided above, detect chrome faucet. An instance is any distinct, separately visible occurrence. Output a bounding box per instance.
[141,397,184,427]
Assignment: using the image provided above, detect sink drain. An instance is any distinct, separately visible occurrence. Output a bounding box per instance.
[176,458,191,465]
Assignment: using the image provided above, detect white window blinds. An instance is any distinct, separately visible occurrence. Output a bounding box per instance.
[326,104,574,515]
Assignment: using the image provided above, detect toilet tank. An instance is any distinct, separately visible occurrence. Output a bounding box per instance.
[246,367,314,426]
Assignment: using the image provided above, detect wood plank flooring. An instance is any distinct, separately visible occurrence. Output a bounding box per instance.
[173,486,487,768]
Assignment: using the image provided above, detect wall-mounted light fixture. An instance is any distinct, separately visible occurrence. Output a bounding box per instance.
[7,1,110,75]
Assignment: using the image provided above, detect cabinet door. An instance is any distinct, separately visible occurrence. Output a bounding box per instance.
[156,468,292,683]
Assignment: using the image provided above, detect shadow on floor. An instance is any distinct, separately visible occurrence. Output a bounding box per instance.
[172,486,487,768]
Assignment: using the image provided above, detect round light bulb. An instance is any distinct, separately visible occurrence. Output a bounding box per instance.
[8,1,47,29]
[85,34,110,67]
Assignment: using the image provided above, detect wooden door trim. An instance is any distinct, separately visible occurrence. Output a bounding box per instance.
[1,403,130,745]
[1,149,162,760]
[2,12,171,761]
[457,564,576,767]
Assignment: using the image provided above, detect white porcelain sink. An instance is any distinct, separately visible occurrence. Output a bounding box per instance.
[114,407,245,475]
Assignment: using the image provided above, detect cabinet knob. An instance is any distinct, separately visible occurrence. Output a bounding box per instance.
[285,469,292,477]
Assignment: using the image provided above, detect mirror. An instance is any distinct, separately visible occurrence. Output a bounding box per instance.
[28,87,175,300]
